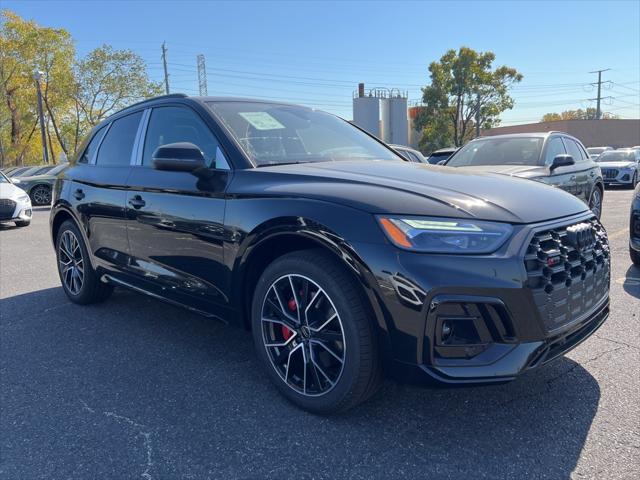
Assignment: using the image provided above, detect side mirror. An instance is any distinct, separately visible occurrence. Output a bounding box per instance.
[11,178,21,184]
[152,142,206,172]
[550,154,574,171]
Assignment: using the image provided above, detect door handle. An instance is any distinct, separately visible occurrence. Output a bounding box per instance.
[590,171,595,177]
[128,195,146,209]
[73,189,85,200]
[570,175,576,181]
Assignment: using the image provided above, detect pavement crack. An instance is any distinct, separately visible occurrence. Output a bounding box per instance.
[80,400,154,479]
[593,334,639,351]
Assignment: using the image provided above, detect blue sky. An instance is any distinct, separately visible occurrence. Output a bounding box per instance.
[6,0,640,124]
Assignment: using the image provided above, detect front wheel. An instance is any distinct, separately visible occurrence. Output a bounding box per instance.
[56,220,113,304]
[631,172,638,189]
[251,249,382,414]
[631,247,640,266]
[589,187,603,219]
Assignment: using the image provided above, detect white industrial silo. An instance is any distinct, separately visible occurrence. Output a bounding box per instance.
[352,84,382,138]
[385,91,408,146]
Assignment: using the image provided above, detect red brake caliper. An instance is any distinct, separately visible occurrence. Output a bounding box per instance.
[281,297,297,340]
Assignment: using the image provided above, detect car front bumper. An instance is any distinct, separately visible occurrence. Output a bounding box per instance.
[0,197,32,223]
[602,168,636,185]
[353,212,611,385]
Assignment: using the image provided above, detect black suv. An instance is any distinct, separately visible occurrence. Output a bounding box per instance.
[50,95,610,413]
[445,133,605,219]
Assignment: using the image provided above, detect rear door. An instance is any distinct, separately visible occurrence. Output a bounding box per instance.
[542,136,577,196]
[69,110,143,272]
[124,104,232,315]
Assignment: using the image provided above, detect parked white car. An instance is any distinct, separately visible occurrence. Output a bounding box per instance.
[0,171,32,227]
[597,149,640,188]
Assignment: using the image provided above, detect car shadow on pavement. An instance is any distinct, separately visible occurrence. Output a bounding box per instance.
[623,264,640,298]
[1,286,600,479]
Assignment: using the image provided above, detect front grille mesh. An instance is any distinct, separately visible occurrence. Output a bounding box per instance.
[602,169,618,179]
[524,217,610,332]
[0,198,16,219]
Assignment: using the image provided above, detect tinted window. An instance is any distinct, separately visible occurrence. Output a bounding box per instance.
[96,111,143,166]
[143,106,221,168]
[79,126,107,164]
[544,137,566,165]
[563,138,585,162]
[447,137,543,167]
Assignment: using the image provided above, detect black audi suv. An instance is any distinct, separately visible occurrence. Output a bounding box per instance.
[50,94,610,413]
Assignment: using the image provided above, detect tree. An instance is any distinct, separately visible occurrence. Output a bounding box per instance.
[70,45,163,152]
[0,10,74,165]
[541,108,618,122]
[414,47,523,152]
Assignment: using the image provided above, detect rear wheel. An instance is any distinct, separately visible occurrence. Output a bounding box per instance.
[56,220,113,304]
[589,187,603,219]
[251,249,382,414]
[30,184,52,206]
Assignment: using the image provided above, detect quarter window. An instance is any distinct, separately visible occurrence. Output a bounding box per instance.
[95,111,143,166]
[78,126,107,164]
[544,137,566,165]
[142,106,224,168]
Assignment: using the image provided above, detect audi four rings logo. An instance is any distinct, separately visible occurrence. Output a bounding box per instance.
[566,223,596,250]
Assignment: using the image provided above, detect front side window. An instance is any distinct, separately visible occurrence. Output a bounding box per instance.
[143,106,223,168]
[208,101,400,166]
[447,137,544,167]
[544,137,567,165]
[563,138,585,162]
[96,111,143,166]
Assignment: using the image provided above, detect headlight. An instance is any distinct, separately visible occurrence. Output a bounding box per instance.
[17,194,30,202]
[377,216,513,254]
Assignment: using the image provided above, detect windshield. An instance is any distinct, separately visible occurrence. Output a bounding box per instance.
[587,147,607,156]
[597,151,635,162]
[446,137,543,167]
[208,102,400,166]
[0,172,8,184]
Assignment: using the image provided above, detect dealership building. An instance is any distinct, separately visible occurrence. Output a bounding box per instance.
[482,119,640,148]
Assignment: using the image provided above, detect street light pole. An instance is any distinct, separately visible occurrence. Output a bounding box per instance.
[33,71,49,165]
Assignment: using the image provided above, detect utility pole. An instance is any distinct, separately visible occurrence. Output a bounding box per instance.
[475,92,481,137]
[161,42,170,94]
[589,68,610,119]
[33,71,49,165]
[197,54,208,96]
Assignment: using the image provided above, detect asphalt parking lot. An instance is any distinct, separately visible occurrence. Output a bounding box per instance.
[1,189,638,480]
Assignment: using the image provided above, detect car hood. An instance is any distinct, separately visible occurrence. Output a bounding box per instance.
[597,162,636,169]
[242,160,589,224]
[453,164,549,179]
[0,182,27,200]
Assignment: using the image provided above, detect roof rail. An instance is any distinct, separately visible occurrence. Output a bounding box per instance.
[121,93,188,111]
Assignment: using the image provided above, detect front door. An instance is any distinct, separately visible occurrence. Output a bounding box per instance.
[124,105,232,315]
[543,136,578,197]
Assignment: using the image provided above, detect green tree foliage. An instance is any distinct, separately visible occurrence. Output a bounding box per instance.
[541,108,618,122]
[414,47,522,152]
[0,10,162,167]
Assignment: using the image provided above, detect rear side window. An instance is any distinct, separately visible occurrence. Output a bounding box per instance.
[96,111,143,166]
[142,106,221,168]
[544,137,566,165]
[563,138,585,162]
[78,126,107,164]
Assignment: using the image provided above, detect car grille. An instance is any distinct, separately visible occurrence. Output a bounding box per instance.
[0,198,16,220]
[524,217,610,332]
[602,169,618,180]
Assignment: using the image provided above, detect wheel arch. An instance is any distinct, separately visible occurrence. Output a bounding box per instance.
[50,205,97,269]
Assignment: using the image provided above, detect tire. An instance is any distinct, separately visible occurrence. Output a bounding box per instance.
[14,220,30,227]
[56,220,113,304]
[631,247,640,266]
[630,172,638,190]
[30,184,52,206]
[251,249,382,414]
[589,187,603,219]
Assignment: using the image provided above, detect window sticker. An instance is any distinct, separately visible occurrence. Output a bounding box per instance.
[239,112,285,130]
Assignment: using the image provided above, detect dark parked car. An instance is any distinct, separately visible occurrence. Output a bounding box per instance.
[631,184,640,265]
[50,95,610,413]
[390,144,427,163]
[14,163,68,205]
[426,147,458,164]
[445,132,605,219]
